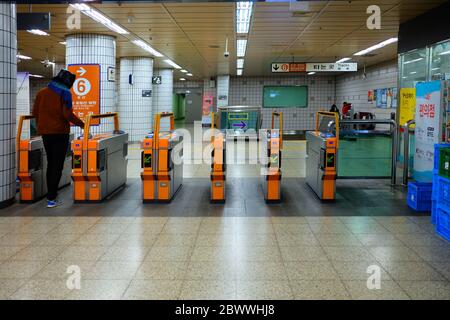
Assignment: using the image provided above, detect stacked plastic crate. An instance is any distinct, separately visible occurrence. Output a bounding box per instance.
[433,143,450,241]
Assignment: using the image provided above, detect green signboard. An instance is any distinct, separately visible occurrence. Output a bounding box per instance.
[228,112,249,120]
[263,86,308,108]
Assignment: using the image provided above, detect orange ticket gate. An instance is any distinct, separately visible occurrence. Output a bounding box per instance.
[72,113,128,202]
[260,112,283,203]
[17,115,72,202]
[141,112,183,203]
[210,112,226,203]
[306,111,339,201]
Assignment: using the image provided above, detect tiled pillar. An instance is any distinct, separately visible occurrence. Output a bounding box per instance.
[66,34,116,135]
[118,57,153,141]
[216,75,230,108]
[0,3,17,208]
[152,69,173,131]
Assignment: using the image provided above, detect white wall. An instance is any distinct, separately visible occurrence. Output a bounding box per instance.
[335,59,398,120]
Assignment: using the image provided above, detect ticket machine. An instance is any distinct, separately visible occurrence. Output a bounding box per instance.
[141,112,183,202]
[260,112,283,202]
[210,112,226,203]
[306,111,339,201]
[17,115,72,202]
[72,113,128,202]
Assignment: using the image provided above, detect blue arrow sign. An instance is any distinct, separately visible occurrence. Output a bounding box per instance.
[233,121,247,129]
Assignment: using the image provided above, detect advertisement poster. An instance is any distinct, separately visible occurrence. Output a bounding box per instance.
[68,64,101,125]
[368,90,374,103]
[374,87,397,108]
[202,94,214,126]
[399,88,416,128]
[413,81,443,182]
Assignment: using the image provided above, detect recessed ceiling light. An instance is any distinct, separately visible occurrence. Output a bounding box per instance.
[237,69,243,76]
[354,38,398,56]
[132,39,163,57]
[180,70,188,73]
[186,73,193,77]
[70,3,129,35]
[164,59,182,69]
[237,58,244,69]
[236,2,253,34]
[179,78,186,81]
[27,29,49,36]
[16,54,32,60]
[410,71,417,74]
[335,57,351,63]
[236,39,247,57]
[307,72,316,75]
[59,41,66,45]
[29,74,44,78]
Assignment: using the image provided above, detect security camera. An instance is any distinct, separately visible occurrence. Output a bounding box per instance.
[224,51,229,58]
[42,59,52,68]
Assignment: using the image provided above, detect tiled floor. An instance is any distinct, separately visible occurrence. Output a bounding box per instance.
[1,135,449,300]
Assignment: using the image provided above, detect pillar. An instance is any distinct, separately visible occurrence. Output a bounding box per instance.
[152,69,173,131]
[0,3,17,208]
[118,57,153,141]
[66,34,116,134]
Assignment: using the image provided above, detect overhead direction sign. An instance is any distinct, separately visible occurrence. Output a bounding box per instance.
[68,64,101,125]
[271,62,357,73]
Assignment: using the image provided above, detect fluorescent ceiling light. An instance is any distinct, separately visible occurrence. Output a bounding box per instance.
[431,67,440,71]
[404,57,423,64]
[164,59,182,69]
[59,41,66,45]
[27,29,49,36]
[336,57,351,63]
[70,3,129,35]
[439,50,450,56]
[179,78,186,81]
[132,40,163,57]
[307,72,316,75]
[353,38,398,56]
[410,71,417,74]
[237,58,244,69]
[180,70,188,73]
[29,74,44,78]
[236,2,253,34]
[236,39,247,57]
[237,69,243,76]
[186,73,193,77]
[17,54,32,60]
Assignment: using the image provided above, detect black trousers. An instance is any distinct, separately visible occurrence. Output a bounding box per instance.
[42,134,70,201]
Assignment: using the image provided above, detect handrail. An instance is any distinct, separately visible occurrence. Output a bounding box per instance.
[327,118,398,185]
[271,111,283,149]
[83,112,119,149]
[316,111,340,148]
[402,119,416,186]
[153,112,174,149]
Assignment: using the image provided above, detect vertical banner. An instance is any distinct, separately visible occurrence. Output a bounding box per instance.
[399,88,416,128]
[68,64,101,125]
[413,81,443,182]
[202,94,214,126]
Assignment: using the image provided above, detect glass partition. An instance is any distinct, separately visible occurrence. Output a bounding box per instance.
[430,40,450,80]
[400,48,427,88]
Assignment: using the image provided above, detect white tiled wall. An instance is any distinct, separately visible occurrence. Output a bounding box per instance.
[229,76,335,130]
[118,57,153,141]
[66,34,116,135]
[335,59,398,120]
[0,3,17,206]
[152,69,173,131]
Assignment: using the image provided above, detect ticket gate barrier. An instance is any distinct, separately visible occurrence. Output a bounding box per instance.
[210,112,226,203]
[141,112,183,203]
[306,111,339,201]
[17,115,72,202]
[260,112,283,203]
[72,113,128,202]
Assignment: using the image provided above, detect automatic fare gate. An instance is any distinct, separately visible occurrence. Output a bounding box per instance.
[306,111,339,201]
[260,112,283,202]
[141,112,183,203]
[72,113,128,202]
[17,115,72,202]
[210,112,226,203]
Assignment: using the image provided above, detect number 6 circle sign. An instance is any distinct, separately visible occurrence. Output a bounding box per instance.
[68,64,101,125]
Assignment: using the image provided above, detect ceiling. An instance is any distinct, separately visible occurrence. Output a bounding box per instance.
[17,0,447,79]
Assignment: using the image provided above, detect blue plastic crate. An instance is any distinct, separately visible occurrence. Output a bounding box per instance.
[435,175,450,211]
[407,181,433,212]
[435,204,450,242]
[431,200,438,225]
[432,174,439,201]
[434,143,450,174]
